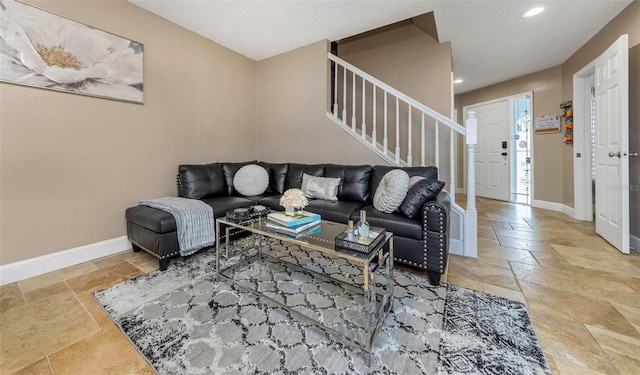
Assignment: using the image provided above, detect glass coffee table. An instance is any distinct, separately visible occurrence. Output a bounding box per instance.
[215,218,394,365]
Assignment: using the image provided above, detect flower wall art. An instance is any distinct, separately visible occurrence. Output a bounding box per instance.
[0,0,143,103]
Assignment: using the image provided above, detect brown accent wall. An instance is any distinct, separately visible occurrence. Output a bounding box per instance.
[0,0,257,265]
[255,40,389,165]
[455,66,564,203]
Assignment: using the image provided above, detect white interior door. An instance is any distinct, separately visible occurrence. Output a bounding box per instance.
[467,101,510,201]
[595,34,629,254]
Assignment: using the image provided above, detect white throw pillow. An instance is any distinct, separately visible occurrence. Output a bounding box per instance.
[301,173,341,201]
[373,169,410,213]
[233,164,269,196]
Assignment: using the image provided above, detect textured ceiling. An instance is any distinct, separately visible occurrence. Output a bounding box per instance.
[129,0,633,94]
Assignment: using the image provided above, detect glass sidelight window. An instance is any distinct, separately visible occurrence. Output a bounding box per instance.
[511,98,532,204]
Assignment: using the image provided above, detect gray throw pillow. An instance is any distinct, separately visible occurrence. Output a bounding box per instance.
[399,179,446,219]
[408,175,426,188]
[301,173,341,201]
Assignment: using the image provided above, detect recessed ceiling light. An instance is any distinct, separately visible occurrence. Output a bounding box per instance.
[454,79,463,84]
[522,7,544,18]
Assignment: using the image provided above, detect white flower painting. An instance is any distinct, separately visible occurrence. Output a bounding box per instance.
[0,0,143,103]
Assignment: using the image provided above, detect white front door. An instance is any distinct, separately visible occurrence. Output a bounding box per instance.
[595,34,630,254]
[467,101,510,201]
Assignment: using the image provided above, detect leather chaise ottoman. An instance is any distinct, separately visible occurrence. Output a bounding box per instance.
[125,205,178,271]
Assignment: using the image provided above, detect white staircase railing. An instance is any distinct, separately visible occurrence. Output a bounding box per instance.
[326,53,477,257]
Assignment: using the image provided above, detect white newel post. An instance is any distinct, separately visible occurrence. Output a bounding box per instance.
[450,128,456,202]
[407,106,412,166]
[395,97,400,164]
[464,111,478,258]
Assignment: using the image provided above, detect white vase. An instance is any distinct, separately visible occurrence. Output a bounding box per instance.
[285,205,296,216]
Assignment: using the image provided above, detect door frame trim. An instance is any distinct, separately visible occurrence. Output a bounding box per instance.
[462,91,534,203]
[573,62,596,221]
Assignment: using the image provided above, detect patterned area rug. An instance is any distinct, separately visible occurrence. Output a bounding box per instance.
[94,236,551,374]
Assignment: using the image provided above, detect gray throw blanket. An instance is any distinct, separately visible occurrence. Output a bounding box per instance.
[139,197,215,257]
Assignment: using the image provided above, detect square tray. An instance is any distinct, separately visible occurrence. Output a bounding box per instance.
[225,206,270,224]
[335,226,386,254]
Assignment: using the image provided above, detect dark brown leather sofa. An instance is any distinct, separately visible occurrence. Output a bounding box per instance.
[125,161,451,285]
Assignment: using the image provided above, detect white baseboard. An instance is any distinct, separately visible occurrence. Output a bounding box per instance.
[453,193,575,220]
[531,199,564,211]
[531,199,576,219]
[562,205,575,218]
[449,239,463,256]
[0,236,132,286]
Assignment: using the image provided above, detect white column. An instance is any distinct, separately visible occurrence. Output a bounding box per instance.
[435,120,440,171]
[450,128,456,202]
[407,106,412,166]
[421,113,425,167]
[464,111,478,258]
[395,98,400,164]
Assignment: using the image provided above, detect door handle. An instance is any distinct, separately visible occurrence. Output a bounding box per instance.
[608,151,621,158]
[627,152,638,157]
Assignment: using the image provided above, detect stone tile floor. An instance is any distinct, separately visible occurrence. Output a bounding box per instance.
[1,196,639,374]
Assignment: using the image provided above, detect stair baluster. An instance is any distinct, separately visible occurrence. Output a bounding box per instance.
[342,67,347,124]
[372,85,377,147]
[383,91,388,155]
[352,71,357,131]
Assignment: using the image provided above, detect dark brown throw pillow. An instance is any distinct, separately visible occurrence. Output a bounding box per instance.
[399,179,445,219]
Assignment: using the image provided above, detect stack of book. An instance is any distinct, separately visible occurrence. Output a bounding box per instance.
[266,210,321,238]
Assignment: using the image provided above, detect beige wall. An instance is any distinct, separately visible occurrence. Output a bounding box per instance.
[338,24,452,118]
[254,26,454,183]
[255,40,389,166]
[333,24,454,186]
[455,66,564,203]
[0,0,257,265]
[560,0,639,237]
[3,1,637,268]
[455,1,639,230]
